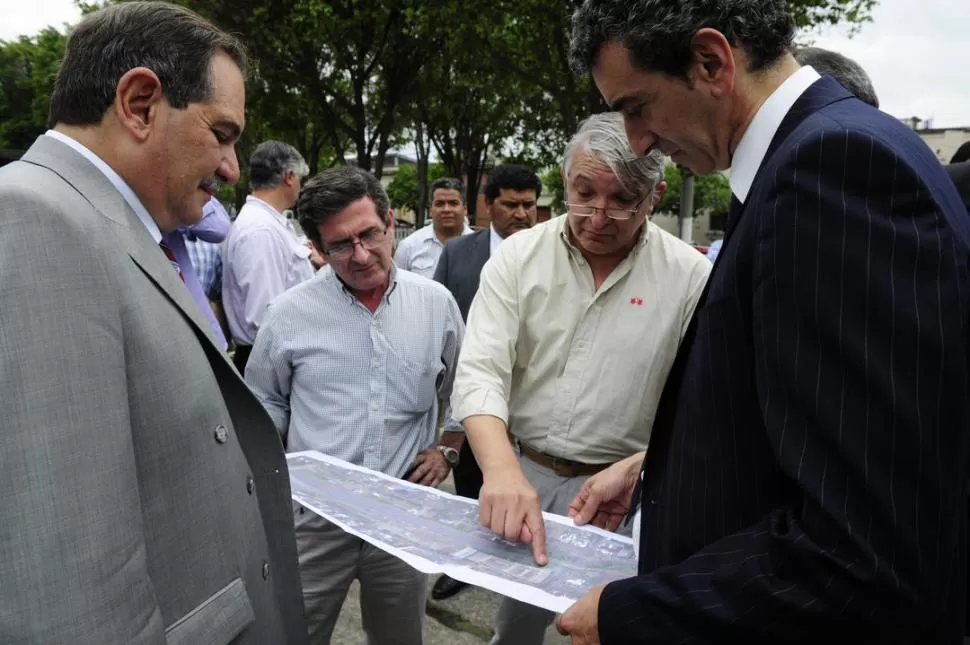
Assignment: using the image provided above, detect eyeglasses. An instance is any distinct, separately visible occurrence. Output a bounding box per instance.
[566,198,647,221]
[321,227,389,260]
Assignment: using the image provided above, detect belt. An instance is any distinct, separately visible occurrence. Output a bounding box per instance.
[508,431,612,478]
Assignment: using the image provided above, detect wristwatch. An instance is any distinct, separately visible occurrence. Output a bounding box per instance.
[437,445,460,468]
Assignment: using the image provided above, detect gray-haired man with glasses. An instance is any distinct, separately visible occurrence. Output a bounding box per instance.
[451,112,711,644]
[245,165,465,644]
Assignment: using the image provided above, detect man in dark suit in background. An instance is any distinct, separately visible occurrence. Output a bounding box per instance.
[948,143,970,212]
[560,0,970,642]
[429,163,542,600]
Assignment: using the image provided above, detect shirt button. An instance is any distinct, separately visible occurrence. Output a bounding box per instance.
[262,561,270,580]
[246,476,255,495]
[372,403,379,411]
[214,424,229,444]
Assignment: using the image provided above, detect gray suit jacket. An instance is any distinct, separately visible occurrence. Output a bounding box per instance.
[0,135,307,644]
[433,228,491,322]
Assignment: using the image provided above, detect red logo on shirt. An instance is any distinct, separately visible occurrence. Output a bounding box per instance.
[630,297,644,306]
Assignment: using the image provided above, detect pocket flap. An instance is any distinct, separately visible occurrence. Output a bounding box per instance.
[165,578,255,645]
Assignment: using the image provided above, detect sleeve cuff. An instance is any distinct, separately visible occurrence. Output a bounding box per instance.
[451,388,509,425]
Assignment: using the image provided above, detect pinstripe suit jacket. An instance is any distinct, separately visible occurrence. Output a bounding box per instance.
[600,77,970,643]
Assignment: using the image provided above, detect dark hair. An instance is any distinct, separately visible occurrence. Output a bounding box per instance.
[795,47,878,109]
[951,142,970,165]
[298,166,391,246]
[249,141,309,190]
[484,164,543,202]
[429,177,466,203]
[569,0,795,79]
[49,1,247,126]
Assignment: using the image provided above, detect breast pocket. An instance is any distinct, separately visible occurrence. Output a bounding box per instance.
[385,347,439,417]
[410,256,435,277]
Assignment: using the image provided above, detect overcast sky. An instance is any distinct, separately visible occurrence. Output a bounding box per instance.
[2,0,968,128]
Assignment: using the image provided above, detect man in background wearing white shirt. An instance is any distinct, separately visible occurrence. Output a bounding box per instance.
[394,176,472,278]
[223,140,312,371]
[451,112,711,644]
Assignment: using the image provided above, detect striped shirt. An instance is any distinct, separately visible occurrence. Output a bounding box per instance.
[245,266,465,478]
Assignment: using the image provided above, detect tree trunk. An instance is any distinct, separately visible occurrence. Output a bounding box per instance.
[415,122,430,228]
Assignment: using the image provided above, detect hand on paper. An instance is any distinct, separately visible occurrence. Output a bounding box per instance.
[568,451,644,532]
[478,466,548,566]
[556,583,604,644]
[406,448,450,488]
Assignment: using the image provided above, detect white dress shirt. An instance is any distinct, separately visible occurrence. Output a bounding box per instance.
[488,224,505,256]
[246,267,465,478]
[394,222,473,279]
[45,130,160,243]
[452,216,711,464]
[730,65,820,203]
[223,196,313,345]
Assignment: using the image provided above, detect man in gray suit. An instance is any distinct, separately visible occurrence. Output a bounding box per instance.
[0,3,306,644]
[429,163,542,601]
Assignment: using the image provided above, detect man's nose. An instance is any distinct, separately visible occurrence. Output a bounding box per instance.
[623,120,657,158]
[220,148,241,184]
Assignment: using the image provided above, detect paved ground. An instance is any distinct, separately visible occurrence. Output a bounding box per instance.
[328,473,570,644]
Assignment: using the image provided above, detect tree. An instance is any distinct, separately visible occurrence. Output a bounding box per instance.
[180,0,444,178]
[540,167,566,216]
[385,162,446,214]
[0,28,67,151]
[656,164,732,218]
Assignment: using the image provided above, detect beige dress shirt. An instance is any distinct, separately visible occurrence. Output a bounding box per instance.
[451,216,711,464]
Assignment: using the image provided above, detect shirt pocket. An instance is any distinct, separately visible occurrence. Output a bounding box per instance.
[286,237,312,283]
[384,344,440,417]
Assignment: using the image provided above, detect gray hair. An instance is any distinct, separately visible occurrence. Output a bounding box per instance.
[49,1,246,126]
[562,112,665,199]
[298,166,391,247]
[248,141,309,190]
[795,47,879,109]
[569,0,795,78]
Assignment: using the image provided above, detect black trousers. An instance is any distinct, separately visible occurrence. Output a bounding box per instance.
[232,344,253,374]
[452,439,483,499]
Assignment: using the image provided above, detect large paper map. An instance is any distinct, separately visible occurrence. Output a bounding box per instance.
[287,450,637,613]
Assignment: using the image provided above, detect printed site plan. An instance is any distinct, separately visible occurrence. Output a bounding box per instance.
[287,450,638,613]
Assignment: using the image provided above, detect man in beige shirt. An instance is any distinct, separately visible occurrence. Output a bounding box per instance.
[450,112,711,644]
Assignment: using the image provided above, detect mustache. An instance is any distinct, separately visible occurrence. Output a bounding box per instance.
[200,177,224,194]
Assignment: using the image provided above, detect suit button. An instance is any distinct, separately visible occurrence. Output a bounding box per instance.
[262,561,270,580]
[214,424,229,444]
[246,476,255,495]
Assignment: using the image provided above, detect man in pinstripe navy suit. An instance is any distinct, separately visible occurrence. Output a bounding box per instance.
[556,1,970,643]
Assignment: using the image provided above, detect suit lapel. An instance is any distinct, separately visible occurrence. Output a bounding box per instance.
[474,228,491,267]
[20,135,228,364]
[725,77,855,238]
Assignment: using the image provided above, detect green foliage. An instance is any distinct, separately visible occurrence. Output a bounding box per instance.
[540,167,566,216]
[0,28,66,151]
[385,162,447,212]
[0,0,877,188]
[656,164,732,217]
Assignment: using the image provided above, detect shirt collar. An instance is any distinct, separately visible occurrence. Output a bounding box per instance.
[328,264,400,305]
[729,65,821,204]
[245,195,288,223]
[489,224,505,253]
[420,222,474,245]
[46,129,161,243]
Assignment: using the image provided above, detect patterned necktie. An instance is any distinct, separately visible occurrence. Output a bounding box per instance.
[159,241,185,283]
